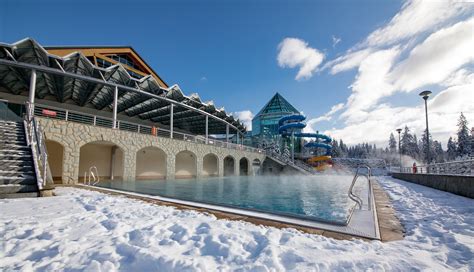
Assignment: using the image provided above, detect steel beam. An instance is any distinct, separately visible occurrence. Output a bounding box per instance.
[0,59,245,134]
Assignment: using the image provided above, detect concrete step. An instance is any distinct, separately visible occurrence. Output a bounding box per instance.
[0,144,30,151]
[0,159,34,167]
[0,184,38,194]
[0,128,24,134]
[0,126,25,131]
[0,169,35,178]
[0,139,28,146]
[0,154,33,160]
[0,150,32,156]
[0,135,26,144]
[0,191,39,199]
[0,122,23,127]
[0,164,34,171]
[0,134,26,139]
[0,176,36,185]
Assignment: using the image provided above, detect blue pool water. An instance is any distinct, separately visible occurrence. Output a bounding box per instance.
[96,175,367,225]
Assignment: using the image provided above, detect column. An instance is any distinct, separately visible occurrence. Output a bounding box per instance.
[170,104,174,139]
[218,157,224,177]
[110,146,117,180]
[122,149,136,182]
[234,157,240,176]
[63,145,80,184]
[226,124,229,148]
[166,154,175,180]
[28,69,37,120]
[112,86,118,129]
[205,115,209,144]
[196,155,203,179]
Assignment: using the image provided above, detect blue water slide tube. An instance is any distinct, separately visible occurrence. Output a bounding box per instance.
[295,133,332,143]
[278,114,333,156]
[278,114,306,126]
[304,142,332,156]
[278,122,306,134]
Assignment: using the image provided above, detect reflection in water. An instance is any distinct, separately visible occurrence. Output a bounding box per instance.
[97,175,367,224]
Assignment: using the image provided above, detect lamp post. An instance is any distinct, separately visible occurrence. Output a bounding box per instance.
[396,128,402,172]
[419,90,432,170]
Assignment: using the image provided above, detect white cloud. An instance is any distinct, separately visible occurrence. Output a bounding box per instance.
[332,35,341,48]
[277,38,325,80]
[200,76,207,81]
[318,0,474,147]
[364,0,471,47]
[390,18,474,92]
[234,110,254,130]
[342,48,400,121]
[327,1,473,75]
[441,69,474,87]
[303,103,345,133]
[327,49,372,74]
[325,84,474,147]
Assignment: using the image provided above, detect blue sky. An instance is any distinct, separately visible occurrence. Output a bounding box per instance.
[1,0,473,146]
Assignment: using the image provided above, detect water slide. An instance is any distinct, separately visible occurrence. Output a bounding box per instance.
[278,114,332,156]
[278,114,332,170]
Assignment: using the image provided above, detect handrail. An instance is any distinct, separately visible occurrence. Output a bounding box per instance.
[84,166,100,185]
[24,102,49,190]
[31,103,264,154]
[348,166,372,210]
[396,159,473,176]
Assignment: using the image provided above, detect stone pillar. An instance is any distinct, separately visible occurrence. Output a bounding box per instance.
[122,149,136,182]
[248,159,254,176]
[234,157,240,176]
[166,154,175,180]
[196,155,203,179]
[218,157,224,177]
[63,145,80,184]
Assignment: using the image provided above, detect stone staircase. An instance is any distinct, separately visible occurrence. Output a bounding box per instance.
[0,119,39,198]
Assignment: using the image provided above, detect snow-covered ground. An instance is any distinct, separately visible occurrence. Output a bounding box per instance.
[1,177,473,271]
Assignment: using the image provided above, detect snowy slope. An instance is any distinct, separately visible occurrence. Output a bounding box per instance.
[0,177,473,271]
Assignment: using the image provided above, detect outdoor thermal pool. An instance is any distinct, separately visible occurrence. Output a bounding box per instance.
[96,175,368,225]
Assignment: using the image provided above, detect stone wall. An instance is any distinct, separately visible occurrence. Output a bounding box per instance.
[38,117,265,183]
[391,173,474,199]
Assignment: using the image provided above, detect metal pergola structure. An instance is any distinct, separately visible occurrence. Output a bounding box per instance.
[0,38,246,143]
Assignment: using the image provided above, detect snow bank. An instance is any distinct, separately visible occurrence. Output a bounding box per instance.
[1,177,473,271]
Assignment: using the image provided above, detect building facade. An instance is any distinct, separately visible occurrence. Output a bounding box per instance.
[0,38,264,186]
[251,93,301,147]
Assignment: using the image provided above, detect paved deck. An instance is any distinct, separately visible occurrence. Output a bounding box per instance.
[372,180,405,241]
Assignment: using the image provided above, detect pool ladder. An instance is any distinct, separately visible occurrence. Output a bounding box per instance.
[348,166,372,210]
[84,166,100,186]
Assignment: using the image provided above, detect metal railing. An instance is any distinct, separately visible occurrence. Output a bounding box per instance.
[264,149,317,174]
[24,102,49,190]
[84,166,100,186]
[397,159,474,176]
[33,104,264,154]
[348,166,372,210]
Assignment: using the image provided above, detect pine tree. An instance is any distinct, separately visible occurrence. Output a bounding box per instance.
[421,129,433,163]
[433,141,444,162]
[456,112,471,157]
[331,139,342,157]
[447,137,457,161]
[399,126,423,159]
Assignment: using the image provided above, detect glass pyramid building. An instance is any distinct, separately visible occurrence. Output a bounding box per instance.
[252,92,300,140]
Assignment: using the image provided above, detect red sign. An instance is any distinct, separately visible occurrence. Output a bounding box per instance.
[42,109,57,117]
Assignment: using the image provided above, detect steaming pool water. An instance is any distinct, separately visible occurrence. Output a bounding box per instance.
[96,175,368,225]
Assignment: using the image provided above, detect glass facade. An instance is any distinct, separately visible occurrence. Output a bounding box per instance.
[251,93,301,145]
